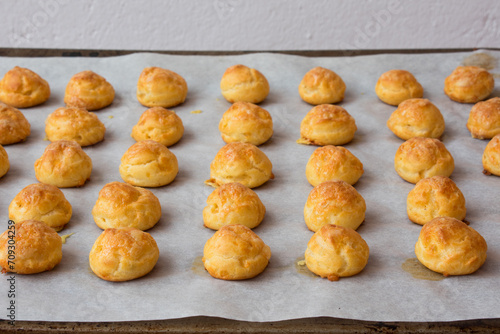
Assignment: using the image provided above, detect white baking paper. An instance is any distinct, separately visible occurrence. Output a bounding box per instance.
[0,51,499,323]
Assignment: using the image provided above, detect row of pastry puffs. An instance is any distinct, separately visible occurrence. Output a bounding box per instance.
[0,62,496,282]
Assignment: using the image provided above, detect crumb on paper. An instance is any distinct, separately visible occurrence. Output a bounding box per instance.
[43,135,49,141]
[297,259,306,266]
[60,233,75,244]
[216,98,220,101]
[191,110,202,114]
[108,115,114,119]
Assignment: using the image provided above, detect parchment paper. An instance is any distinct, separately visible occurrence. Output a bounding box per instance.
[0,51,499,323]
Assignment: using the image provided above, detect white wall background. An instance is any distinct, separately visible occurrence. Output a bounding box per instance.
[1,0,499,51]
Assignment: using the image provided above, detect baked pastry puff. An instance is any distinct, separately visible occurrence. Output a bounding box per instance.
[298,104,356,146]
[64,71,115,110]
[444,66,494,103]
[407,176,466,225]
[298,67,346,105]
[0,145,9,178]
[34,140,92,188]
[92,182,161,230]
[0,220,62,274]
[89,227,159,282]
[482,134,500,176]
[45,107,105,146]
[205,142,273,189]
[131,107,184,147]
[202,224,271,280]
[415,217,487,276]
[394,137,454,184]
[375,69,423,106]
[305,224,369,281]
[305,145,363,186]
[119,140,178,187]
[0,66,50,108]
[219,102,273,146]
[0,103,31,145]
[137,67,188,108]
[304,181,366,232]
[220,64,269,104]
[467,97,500,139]
[203,182,266,230]
[387,98,445,140]
[9,183,72,231]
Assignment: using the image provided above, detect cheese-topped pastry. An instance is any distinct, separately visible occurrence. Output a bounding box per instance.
[467,97,500,139]
[119,140,178,187]
[137,67,188,108]
[298,67,346,105]
[387,98,445,140]
[304,180,366,232]
[89,227,159,281]
[9,183,72,231]
[407,176,466,225]
[375,69,423,106]
[220,64,269,104]
[203,182,266,230]
[0,66,50,108]
[0,145,9,178]
[206,142,273,189]
[298,104,356,146]
[203,224,271,280]
[64,70,115,110]
[92,182,161,230]
[219,102,273,146]
[45,107,105,146]
[305,145,363,186]
[483,134,500,176]
[0,220,62,274]
[0,103,31,145]
[34,140,92,188]
[444,66,494,103]
[305,224,369,281]
[415,217,487,276]
[131,107,184,147]
[394,137,454,184]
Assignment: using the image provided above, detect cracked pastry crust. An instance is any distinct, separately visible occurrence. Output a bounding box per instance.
[64,70,115,110]
[9,183,72,231]
[203,182,266,230]
[131,107,184,147]
[375,69,423,106]
[205,142,273,189]
[119,140,178,187]
[0,103,31,145]
[34,140,92,188]
[92,182,161,231]
[0,220,62,274]
[407,176,466,226]
[89,227,159,282]
[394,137,454,184]
[444,66,494,104]
[45,107,105,146]
[387,98,445,140]
[0,145,9,178]
[220,64,269,104]
[137,67,188,108]
[305,224,369,281]
[415,217,487,276]
[0,66,50,108]
[305,145,363,186]
[298,104,356,146]
[467,97,500,139]
[482,134,500,176]
[219,102,273,146]
[298,67,346,105]
[202,224,271,280]
[304,180,366,232]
